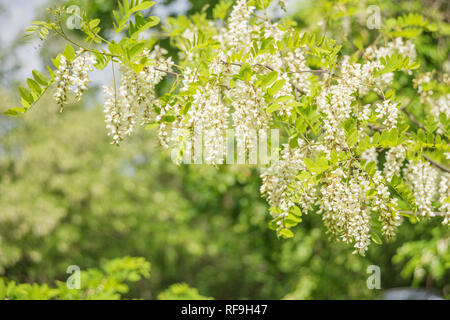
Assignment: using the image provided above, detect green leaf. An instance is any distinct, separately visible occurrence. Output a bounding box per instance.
[129,15,160,37]
[258,71,278,88]
[380,129,390,147]
[265,103,281,114]
[388,128,398,146]
[346,130,358,147]
[290,205,302,217]
[289,135,298,148]
[279,228,294,239]
[63,44,76,61]
[372,132,380,145]
[268,219,279,230]
[213,0,233,20]
[145,123,159,130]
[304,157,323,174]
[89,19,101,29]
[267,79,286,96]
[27,78,42,95]
[114,0,156,32]
[284,218,299,228]
[371,231,383,245]
[4,107,27,116]
[163,115,176,123]
[32,70,50,86]
[236,63,252,82]
[407,61,420,70]
[19,86,34,105]
[129,1,155,15]
[417,128,426,142]
[364,161,377,177]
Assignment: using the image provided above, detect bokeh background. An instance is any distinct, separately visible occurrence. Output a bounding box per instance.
[0,0,448,299]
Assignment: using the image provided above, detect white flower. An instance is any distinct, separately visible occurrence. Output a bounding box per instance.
[404,160,438,217]
[226,0,255,50]
[70,51,96,101]
[375,100,399,129]
[53,51,96,110]
[384,145,406,182]
[103,85,124,145]
[231,79,270,153]
[361,147,378,165]
[438,174,450,225]
[189,83,229,165]
[102,46,173,145]
[261,144,315,219]
[319,168,372,255]
[53,55,71,110]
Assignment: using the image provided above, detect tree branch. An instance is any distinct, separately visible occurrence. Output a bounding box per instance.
[401,107,426,131]
[398,210,447,217]
[423,155,450,173]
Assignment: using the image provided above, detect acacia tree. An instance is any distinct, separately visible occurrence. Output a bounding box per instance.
[7,0,449,255]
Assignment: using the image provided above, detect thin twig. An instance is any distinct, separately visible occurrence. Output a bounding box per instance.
[423,155,450,173]
[401,107,426,131]
[398,210,446,217]
[154,67,180,77]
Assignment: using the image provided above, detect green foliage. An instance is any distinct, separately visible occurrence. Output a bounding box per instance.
[158,283,213,300]
[383,13,433,39]
[213,0,233,20]
[0,257,150,300]
[25,20,57,41]
[113,0,156,33]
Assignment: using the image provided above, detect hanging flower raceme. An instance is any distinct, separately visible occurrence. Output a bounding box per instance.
[404,161,439,217]
[53,51,96,111]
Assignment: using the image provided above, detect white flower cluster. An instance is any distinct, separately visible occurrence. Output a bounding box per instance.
[283,48,311,96]
[189,83,229,164]
[222,0,309,116]
[53,51,96,110]
[413,72,433,99]
[404,161,439,217]
[361,147,378,164]
[413,73,450,134]
[371,170,401,240]
[434,94,450,121]
[438,174,450,225]
[54,55,71,109]
[103,86,123,145]
[157,103,184,149]
[261,143,315,220]
[225,0,255,50]
[157,67,198,151]
[375,99,400,129]
[70,52,96,100]
[366,37,416,64]
[232,80,270,152]
[262,143,404,253]
[383,145,406,182]
[317,57,363,153]
[103,46,173,145]
[320,168,372,255]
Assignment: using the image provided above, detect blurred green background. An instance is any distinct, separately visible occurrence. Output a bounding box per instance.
[0,0,448,299]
